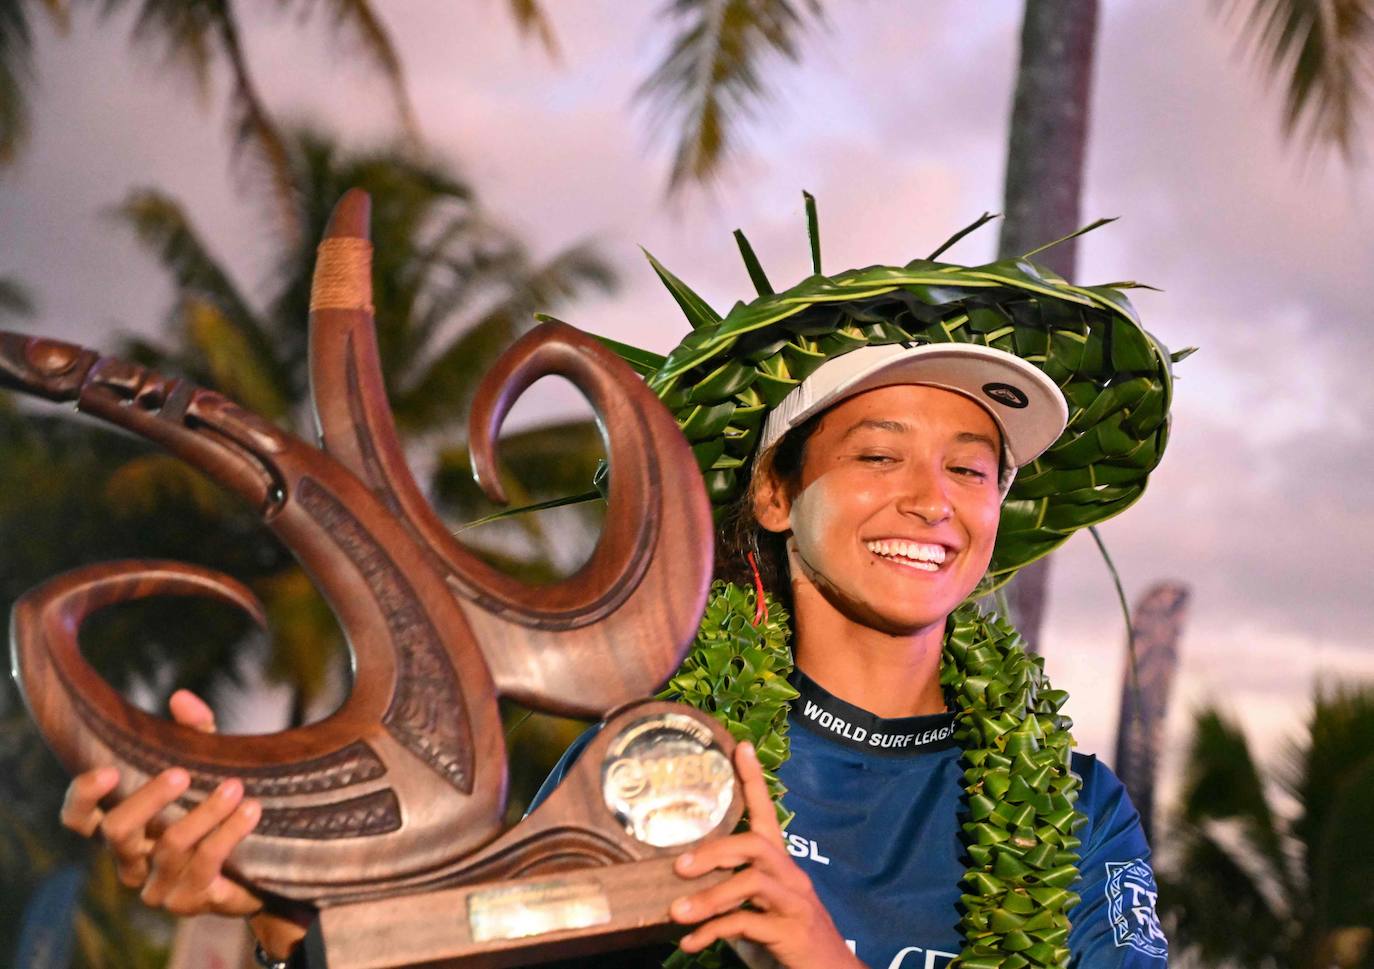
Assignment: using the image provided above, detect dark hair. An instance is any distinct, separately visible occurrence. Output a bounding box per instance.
[714,411,825,609]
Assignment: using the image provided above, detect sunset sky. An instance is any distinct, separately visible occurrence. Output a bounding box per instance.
[3,1,1372,823]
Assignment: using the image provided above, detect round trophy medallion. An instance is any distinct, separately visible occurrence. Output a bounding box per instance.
[600,712,735,847]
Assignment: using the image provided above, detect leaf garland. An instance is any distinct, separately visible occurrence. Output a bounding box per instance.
[660,583,1085,969]
[942,606,1085,969]
[656,581,797,824]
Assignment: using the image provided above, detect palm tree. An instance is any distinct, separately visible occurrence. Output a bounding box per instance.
[991,0,1099,652]
[1159,687,1374,969]
[0,0,416,235]
[998,0,1371,647]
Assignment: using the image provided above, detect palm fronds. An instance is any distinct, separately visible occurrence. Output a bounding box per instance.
[1162,687,1374,969]
[110,0,423,230]
[111,189,270,349]
[0,0,68,163]
[638,0,825,191]
[1221,0,1374,159]
[1289,686,1374,940]
[392,240,616,431]
[504,0,560,58]
[303,0,420,137]
[4,0,418,233]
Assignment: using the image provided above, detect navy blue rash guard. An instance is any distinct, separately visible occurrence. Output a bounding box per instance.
[531,671,1168,969]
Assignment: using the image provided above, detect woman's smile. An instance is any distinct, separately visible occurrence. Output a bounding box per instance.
[864,538,953,573]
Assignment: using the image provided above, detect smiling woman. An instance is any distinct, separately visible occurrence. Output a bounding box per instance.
[537,343,1165,969]
[653,352,1144,969]
[533,197,1180,969]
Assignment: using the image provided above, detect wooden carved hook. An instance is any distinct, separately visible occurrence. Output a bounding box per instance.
[3,189,715,904]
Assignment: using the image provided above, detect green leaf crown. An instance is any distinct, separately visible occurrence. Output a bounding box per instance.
[626,195,1177,590]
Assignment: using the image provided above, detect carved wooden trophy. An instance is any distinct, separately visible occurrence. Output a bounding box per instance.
[4,190,742,967]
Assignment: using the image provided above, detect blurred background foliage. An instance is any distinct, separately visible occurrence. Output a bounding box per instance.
[1160,688,1374,969]
[1,0,1373,966]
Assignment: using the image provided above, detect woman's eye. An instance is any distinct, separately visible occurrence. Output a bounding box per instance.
[857,453,896,464]
[950,465,990,480]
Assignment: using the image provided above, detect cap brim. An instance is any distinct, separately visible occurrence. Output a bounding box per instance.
[758,343,1068,491]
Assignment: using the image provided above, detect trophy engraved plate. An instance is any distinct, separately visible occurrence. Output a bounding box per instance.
[468,880,612,942]
[4,190,739,966]
[603,713,735,848]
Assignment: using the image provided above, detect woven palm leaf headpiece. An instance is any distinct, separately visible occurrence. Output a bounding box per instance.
[567,195,1183,969]
[610,194,1179,590]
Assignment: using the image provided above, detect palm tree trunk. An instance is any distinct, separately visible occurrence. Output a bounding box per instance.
[997,0,1099,653]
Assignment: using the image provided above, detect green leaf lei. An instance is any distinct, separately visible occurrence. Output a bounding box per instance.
[657,581,1085,969]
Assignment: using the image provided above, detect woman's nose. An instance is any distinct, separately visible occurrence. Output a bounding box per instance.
[895,465,953,525]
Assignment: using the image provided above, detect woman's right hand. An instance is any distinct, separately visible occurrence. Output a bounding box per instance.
[58,690,308,957]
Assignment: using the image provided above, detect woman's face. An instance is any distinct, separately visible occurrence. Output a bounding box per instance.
[754,384,1003,636]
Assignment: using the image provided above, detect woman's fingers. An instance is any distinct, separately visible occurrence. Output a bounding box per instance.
[672,868,794,924]
[55,694,269,922]
[187,798,260,888]
[60,767,119,838]
[98,768,189,883]
[182,800,261,907]
[673,741,797,895]
[679,910,781,953]
[141,779,244,904]
[675,831,789,881]
[62,693,215,846]
[153,797,263,917]
[735,741,783,842]
[169,689,217,733]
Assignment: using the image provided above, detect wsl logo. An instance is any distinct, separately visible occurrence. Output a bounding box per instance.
[1105,858,1168,959]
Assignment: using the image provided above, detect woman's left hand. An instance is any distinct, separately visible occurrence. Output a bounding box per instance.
[670,741,863,969]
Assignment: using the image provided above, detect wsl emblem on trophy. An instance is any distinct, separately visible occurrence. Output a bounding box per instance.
[4,191,743,967]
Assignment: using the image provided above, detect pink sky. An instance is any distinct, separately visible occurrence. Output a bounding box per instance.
[2,1,1372,821]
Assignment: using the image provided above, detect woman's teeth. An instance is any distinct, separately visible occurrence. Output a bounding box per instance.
[865,540,947,571]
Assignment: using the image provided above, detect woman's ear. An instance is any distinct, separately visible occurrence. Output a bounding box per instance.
[751,457,793,534]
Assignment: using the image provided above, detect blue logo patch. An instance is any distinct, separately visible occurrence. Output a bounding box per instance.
[1104,858,1168,959]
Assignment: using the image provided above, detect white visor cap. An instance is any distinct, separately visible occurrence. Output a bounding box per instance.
[757,342,1069,497]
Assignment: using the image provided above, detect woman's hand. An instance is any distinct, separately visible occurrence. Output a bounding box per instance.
[670,741,863,969]
[58,690,308,959]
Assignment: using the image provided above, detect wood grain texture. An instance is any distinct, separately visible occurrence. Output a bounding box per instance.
[308,191,714,718]
[3,189,720,929]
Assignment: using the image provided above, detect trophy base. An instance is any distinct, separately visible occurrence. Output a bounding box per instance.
[311,855,728,968]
